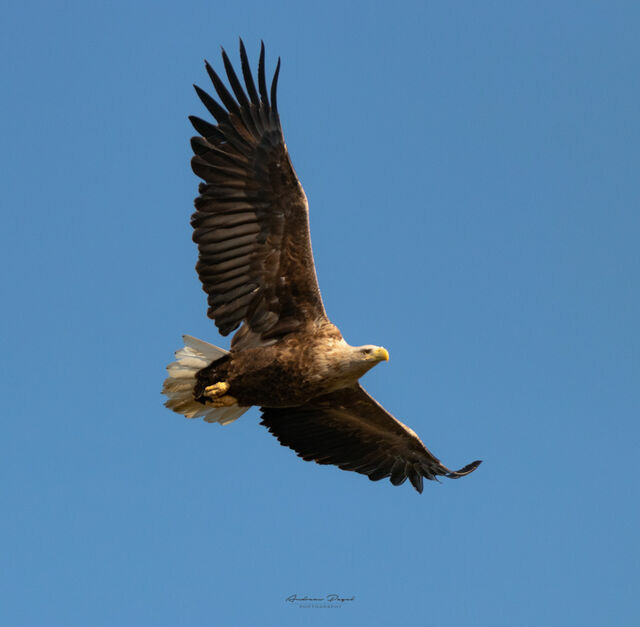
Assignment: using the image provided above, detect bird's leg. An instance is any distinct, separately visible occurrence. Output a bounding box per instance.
[203,381,237,407]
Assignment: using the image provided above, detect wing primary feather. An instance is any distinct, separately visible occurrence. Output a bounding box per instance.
[193,84,229,124]
[270,57,281,117]
[445,460,483,478]
[205,60,241,116]
[189,124,236,154]
[189,115,218,138]
[258,41,269,105]
[222,47,260,138]
[222,47,251,109]
[191,90,253,156]
[407,465,424,493]
[390,459,407,486]
[207,134,252,162]
[239,38,260,105]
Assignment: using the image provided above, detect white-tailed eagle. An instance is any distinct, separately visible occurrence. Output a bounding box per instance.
[162,41,481,493]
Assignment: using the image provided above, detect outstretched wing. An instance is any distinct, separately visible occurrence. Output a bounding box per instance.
[190,41,326,349]
[260,385,481,493]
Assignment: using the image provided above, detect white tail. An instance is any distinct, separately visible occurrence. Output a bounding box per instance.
[162,335,250,426]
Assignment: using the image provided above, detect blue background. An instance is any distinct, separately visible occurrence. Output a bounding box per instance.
[2,1,639,625]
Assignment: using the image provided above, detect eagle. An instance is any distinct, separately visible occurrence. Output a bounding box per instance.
[162,40,481,493]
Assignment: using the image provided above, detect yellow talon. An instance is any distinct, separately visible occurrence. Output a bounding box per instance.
[204,382,230,399]
[203,382,236,407]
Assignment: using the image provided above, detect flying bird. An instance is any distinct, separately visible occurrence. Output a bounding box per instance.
[162,41,481,493]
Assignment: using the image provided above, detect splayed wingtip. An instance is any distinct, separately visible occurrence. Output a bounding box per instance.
[445,459,482,479]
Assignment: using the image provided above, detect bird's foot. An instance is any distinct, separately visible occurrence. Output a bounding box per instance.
[204,381,230,399]
[203,382,237,407]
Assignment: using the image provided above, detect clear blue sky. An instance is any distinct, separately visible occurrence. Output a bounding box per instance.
[2,1,639,625]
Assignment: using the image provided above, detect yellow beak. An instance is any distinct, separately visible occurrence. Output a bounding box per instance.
[374,347,390,362]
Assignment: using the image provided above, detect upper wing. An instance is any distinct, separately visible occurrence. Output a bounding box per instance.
[190,41,326,349]
[260,385,481,493]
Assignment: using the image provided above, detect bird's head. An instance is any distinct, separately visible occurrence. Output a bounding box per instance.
[342,344,389,379]
[324,340,390,385]
[356,345,390,364]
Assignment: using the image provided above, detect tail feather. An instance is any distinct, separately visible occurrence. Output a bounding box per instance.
[162,335,250,425]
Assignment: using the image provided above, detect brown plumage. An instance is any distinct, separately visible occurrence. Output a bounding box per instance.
[162,40,481,493]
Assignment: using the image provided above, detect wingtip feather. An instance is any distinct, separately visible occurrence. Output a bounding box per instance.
[445,459,482,479]
[271,57,281,115]
[258,41,269,105]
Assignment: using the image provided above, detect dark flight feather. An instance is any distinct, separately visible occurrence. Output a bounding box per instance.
[190,39,326,347]
[260,385,481,493]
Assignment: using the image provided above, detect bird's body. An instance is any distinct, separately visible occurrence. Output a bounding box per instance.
[162,40,481,493]
[194,320,369,408]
